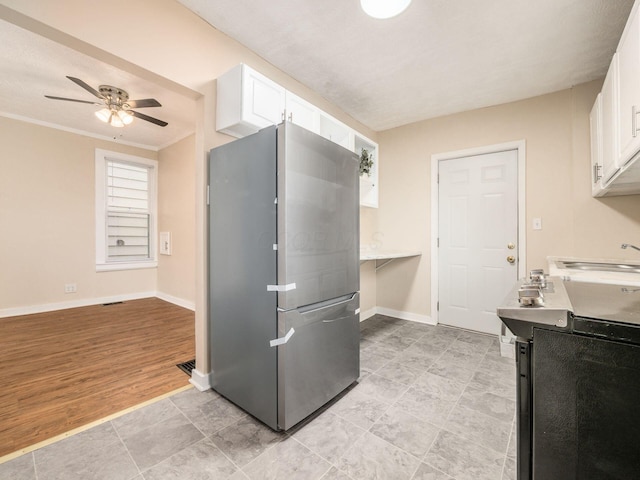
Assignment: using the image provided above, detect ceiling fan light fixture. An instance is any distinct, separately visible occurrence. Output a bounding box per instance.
[95,108,111,123]
[360,0,411,19]
[110,113,125,128]
[117,110,134,125]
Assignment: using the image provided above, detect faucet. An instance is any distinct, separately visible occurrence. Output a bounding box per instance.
[621,243,640,252]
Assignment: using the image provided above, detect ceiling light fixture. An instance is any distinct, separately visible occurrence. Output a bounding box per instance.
[93,85,134,128]
[360,0,411,19]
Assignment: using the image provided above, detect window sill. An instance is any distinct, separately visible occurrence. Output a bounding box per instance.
[96,261,158,272]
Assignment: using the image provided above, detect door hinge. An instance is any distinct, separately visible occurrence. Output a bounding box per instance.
[437,301,439,311]
[437,237,439,247]
[206,185,210,205]
[437,173,439,184]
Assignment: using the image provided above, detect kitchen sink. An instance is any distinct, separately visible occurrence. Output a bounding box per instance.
[557,261,640,274]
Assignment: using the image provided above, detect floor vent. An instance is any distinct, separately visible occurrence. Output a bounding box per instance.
[102,301,124,306]
[176,359,195,376]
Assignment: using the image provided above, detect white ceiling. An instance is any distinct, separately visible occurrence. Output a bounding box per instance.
[179,0,634,131]
[0,2,633,143]
[0,19,197,150]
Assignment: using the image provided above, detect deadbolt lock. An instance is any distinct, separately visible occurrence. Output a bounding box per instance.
[507,255,516,264]
[507,243,515,250]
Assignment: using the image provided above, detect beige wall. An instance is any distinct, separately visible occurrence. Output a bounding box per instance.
[0,117,158,313]
[376,80,640,319]
[157,134,196,306]
[1,0,380,374]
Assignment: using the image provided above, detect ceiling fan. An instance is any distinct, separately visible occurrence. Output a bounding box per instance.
[45,76,168,127]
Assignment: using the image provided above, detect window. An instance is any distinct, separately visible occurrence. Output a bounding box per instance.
[95,149,158,271]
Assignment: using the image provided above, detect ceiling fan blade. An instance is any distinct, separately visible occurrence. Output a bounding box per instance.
[130,110,168,127]
[66,76,103,99]
[127,98,162,108]
[44,95,102,105]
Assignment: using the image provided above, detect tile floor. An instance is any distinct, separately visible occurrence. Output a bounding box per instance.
[0,315,517,480]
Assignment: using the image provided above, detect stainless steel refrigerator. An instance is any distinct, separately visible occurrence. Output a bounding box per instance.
[208,121,360,431]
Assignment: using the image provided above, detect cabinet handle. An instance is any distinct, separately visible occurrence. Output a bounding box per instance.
[593,164,602,182]
[634,106,639,138]
[281,111,285,121]
[288,112,293,122]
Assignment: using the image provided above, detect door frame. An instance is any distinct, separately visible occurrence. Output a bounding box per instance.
[430,140,527,325]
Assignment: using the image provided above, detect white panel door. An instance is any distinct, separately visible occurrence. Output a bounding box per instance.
[438,150,518,334]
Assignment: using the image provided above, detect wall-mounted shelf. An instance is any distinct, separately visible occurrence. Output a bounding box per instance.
[360,250,421,271]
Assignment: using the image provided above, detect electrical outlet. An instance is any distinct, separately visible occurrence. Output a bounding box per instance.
[64,283,77,294]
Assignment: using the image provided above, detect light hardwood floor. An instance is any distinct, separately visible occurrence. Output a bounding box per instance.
[0,297,195,458]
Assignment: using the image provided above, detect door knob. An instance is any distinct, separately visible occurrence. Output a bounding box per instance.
[507,255,516,264]
[507,243,515,250]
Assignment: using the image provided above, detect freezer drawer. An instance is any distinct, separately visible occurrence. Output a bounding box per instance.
[277,292,360,430]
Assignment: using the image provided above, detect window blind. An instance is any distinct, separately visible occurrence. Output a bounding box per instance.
[106,160,151,260]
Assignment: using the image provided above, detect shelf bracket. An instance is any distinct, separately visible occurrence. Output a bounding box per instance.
[375,258,395,272]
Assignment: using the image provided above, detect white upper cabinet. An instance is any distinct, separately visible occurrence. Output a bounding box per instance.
[601,54,620,184]
[618,4,640,165]
[319,112,352,150]
[216,64,380,207]
[355,133,378,208]
[216,64,285,138]
[285,92,320,133]
[590,1,640,197]
[590,93,604,196]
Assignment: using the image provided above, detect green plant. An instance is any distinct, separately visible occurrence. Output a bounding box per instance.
[359,148,374,176]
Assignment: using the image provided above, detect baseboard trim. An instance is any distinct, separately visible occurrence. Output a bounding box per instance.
[375,307,435,325]
[189,368,213,391]
[155,292,195,311]
[0,290,195,318]
[359,307,377,321]
[0,291,157,318]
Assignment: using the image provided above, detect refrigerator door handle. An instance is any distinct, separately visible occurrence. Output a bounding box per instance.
[297,293,357,315]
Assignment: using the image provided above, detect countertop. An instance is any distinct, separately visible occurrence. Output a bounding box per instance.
[547,256,640,287]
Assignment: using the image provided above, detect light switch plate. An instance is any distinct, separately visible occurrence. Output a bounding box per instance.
[159,231,172,255]
[533,218,542,230]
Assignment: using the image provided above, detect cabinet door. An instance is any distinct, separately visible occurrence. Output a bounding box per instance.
[319,112,353,150]
[284,92,320,133]
[589,94,604,196]
[601,54,620,184]
[242,66,286,129]
[618,5,640,165]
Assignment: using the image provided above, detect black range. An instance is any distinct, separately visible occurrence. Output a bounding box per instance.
[498,273,640,480]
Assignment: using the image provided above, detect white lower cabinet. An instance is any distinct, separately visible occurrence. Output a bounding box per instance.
[216,63,380,207]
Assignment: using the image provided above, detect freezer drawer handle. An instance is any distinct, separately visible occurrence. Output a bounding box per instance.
[267,283,297,292]
[269,328,295,347]
[298,293,357,314]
